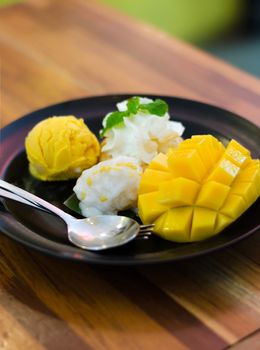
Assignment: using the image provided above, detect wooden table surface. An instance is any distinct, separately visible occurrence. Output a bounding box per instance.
[1,0,260,349]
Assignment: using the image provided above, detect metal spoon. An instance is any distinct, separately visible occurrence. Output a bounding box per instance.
[0,179,153,251]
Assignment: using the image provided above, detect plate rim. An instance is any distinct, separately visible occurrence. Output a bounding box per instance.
[2,93,260,134]
[0,205,259,265]
[1,94,259,265]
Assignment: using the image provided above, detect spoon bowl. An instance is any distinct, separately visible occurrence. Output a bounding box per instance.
[0,180,141,251]
[67,215,139,250]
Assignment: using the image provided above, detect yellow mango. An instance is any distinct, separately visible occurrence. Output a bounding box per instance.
[191,135,225,163]
[225,139,250,168]
[207,157,240,186]
[235,160,260,191]
[196,181,230,210]
[179,135,223,169]
[153,211,168,235]
[227,139,250,156]
[230,181,258,206]
[214,213,232,234]
[154,208,192,242]
[168,148,207,182]
[220,194,247,219]
[138,169,173,194]
[148,153,170,172]
[191,208,218,241]
[137,135,260,242]
[138,192,171,224]
[159,177,199,206]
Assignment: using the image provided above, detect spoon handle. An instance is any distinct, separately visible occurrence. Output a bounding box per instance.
[0,179,72,222]
[0,187,51,213]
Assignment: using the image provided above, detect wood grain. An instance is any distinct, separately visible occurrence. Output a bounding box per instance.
[0,0,260,349]
[227,330,260,349]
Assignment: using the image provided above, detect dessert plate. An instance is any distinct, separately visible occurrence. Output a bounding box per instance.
[0,94,259,265]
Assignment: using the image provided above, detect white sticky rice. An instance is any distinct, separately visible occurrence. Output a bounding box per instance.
[73,156,142,217]
[101,97,185,165]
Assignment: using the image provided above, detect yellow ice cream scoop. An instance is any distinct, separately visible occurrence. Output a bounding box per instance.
[25,116,100,181]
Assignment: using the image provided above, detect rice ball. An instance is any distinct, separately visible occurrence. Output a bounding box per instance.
[73,156,142,217]
[101,97,185,166]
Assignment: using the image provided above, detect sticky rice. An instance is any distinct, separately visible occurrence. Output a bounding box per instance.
[101,97,185,166]
[73,156,142,217]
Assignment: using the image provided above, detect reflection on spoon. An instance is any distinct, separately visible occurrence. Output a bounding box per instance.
[0,180,153,251]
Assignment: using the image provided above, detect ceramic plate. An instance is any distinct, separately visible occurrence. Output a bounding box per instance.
[0,95,259,265]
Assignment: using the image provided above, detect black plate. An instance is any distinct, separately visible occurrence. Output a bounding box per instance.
[0,94,259,265]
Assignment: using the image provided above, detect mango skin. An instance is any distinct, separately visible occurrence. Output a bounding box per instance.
[138,136,260,242]
[25,116,100,181]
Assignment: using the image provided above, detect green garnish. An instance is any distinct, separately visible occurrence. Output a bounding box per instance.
[64,193,82,215]
[100,97,169,137]
[139,99,168,116]
[127,96,140,114]
[100,111,127,137]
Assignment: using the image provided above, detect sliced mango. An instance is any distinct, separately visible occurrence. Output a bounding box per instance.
[191,208,217,241]
[220,194,247,219]
[179,135,223,169]
[138,191,171,224]
[137,135,260,242]
[234,160,260,190]
[159,177,199,206]
[138,169,173,194]
[230,181,258,206]
[225,139,250,168]
[214,213,232,234]
[148,153,170,172]
[191,135,225,163]
[207,157,240,186]
[168,148,207,182]
[196,181,230,210]
[154,208,192,242]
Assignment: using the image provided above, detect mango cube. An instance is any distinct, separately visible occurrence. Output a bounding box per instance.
[225,139,250,168]
[148,153,170,172]
[168,148,207,182]
[230,181,258,206]
[191,135,225,163]
[235,160,260,189]
[196,181,230,210]
[179,135,223,169]
[214,213,232,234]
[137,135,260,242]
[154,208,192,242]
[207,157,240,186]
[220,194,247,219]
[138,191,171,224]
[138,169,173,194]
[191,208,217,241]
[159,177,199,206]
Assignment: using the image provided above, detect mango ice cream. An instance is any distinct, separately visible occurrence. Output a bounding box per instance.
[25,116,100,181]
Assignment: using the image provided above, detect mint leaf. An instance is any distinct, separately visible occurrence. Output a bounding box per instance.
[100,111,127,137]
[140,99,168,116]
[127,96,140,114]
[100,97,169,137]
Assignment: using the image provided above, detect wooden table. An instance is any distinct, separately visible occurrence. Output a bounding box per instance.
[1,0,260,349]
